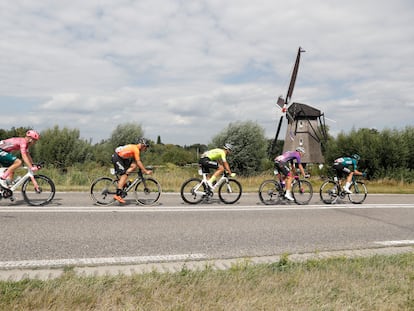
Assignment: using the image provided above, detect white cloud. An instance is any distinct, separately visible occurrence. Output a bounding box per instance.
[0,0,413,146]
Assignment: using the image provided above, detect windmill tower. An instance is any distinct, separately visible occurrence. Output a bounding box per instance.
[271,47,327,164]
[283,102,326,163]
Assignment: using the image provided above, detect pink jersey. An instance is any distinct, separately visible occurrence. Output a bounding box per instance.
[0,137,30,155]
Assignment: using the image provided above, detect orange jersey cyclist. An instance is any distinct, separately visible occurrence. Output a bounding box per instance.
[111,138,152,203]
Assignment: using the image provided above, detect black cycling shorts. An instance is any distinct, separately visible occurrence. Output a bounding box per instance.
[111,153,133,175]
[274,161,290,176]
[198,157,219,173]
[332,162,351,178]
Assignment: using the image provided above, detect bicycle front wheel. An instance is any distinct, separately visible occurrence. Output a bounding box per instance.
[292,179,313,205]
[258,180,282,205]
[218,178,242,204]
[180,178,205,204]
[319,180,339,204]
[90,177,117,206]
[348,181,367,204]
[134,178,162,205]
[22,174,55,206]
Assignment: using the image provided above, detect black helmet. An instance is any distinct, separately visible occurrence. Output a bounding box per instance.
[138,138,150,147]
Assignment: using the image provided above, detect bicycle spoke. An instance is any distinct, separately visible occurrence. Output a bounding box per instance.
[258,180,282,205]
[292,179,313,205]
[90,177,117,206]
[134,178,161,205]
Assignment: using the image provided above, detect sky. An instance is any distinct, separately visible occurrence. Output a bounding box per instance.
[1,0,413,146]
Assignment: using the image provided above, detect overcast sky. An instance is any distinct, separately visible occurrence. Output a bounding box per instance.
[1,0,413,146]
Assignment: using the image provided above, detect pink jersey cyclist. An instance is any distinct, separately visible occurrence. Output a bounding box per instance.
[0,130,40,188]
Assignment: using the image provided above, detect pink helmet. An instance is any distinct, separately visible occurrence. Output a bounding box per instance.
[26,130,40,140]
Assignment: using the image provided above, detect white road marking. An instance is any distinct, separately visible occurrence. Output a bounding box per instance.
[374,240,414,246]
[0,203,413,213]
[0,253,208,269]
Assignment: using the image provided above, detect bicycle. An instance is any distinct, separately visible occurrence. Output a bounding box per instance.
[90,166,161,206]
[319,173,367,204]
[0,162,56,206]
[180,166,242,204]
[258,171,313,205]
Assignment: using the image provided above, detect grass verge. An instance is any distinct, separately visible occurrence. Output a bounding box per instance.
[1,253,413,310]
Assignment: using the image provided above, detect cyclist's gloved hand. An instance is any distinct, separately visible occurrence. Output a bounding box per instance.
[31,165,39,172]
[230,173,236,177]
[304,174,310,178]
[362,172,367,178]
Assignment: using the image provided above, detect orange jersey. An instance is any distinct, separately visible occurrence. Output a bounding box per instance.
[115,144,141,162]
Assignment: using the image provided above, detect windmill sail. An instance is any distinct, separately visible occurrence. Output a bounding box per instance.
[270,47,305,155]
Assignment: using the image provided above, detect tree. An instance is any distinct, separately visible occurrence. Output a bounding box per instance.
[109,123,144,150]
[210,121,268,176]
[34,125,93,169]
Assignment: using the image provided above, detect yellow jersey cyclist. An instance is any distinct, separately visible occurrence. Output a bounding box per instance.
[199,143,236,189]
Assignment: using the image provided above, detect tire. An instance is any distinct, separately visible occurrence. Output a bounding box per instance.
[134,178,162,205]
[180,178,205,204]
[218,178,242,204]
[319,180,339,204]
[22,174,55,206]
[258,180,282,205]
[90,177,117,206]
[348,181,367,204]
[292,179,313,205]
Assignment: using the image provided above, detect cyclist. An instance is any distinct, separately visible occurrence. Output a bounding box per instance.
[0,130,40,188]
[333,154,365,193]
[274,146,307,201]
[111,138,152,203]
[199,143,236,189]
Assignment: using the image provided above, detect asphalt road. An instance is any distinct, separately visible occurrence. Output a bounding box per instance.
[0,192,413,268]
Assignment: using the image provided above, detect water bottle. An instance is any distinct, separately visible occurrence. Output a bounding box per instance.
[281,181,285,189]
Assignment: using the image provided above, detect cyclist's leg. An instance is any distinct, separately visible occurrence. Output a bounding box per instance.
[111,153,131,203]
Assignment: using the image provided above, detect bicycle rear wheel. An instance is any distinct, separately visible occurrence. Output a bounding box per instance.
[292,179,313,205]
[134,177,162,205]
[90,177,117,206]
[218,178,242,204]
[258,180,282,205]
[348,181,367,204]
[22,174,55,206]
[319,180,339,204]
[180,178,205,204]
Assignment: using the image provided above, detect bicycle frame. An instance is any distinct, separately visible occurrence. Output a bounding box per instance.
[0,167,40,192]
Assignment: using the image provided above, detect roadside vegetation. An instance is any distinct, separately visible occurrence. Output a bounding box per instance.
[1,253,413,310]
[1,123,413,193]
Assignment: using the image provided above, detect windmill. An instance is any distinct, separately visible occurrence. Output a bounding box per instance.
[271,47,327,164]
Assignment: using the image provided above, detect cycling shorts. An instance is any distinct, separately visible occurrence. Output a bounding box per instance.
[332,162,351,178]
[111,153,133,175]
[0,149,17,167]
[198,157,219,173]
[274,161,291,177]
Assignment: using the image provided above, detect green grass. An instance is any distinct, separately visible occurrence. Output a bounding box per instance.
[32,165,414,193]
[1,253,413,310]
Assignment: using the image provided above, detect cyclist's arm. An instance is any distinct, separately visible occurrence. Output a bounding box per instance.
[22,152,34,168]
[297,163,306,178]
[223,161,232,175]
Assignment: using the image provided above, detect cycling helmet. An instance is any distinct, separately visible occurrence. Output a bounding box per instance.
[296,146,305,154]
[137,138,150,147]
[352,154,360,161]
[223,143,233,151]
[26,130,40,140]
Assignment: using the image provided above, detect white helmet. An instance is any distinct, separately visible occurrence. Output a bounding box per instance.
[223,143,233,151]
[296,146,305,154]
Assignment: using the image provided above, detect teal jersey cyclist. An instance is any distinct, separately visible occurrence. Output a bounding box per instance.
[199,143,236,188]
